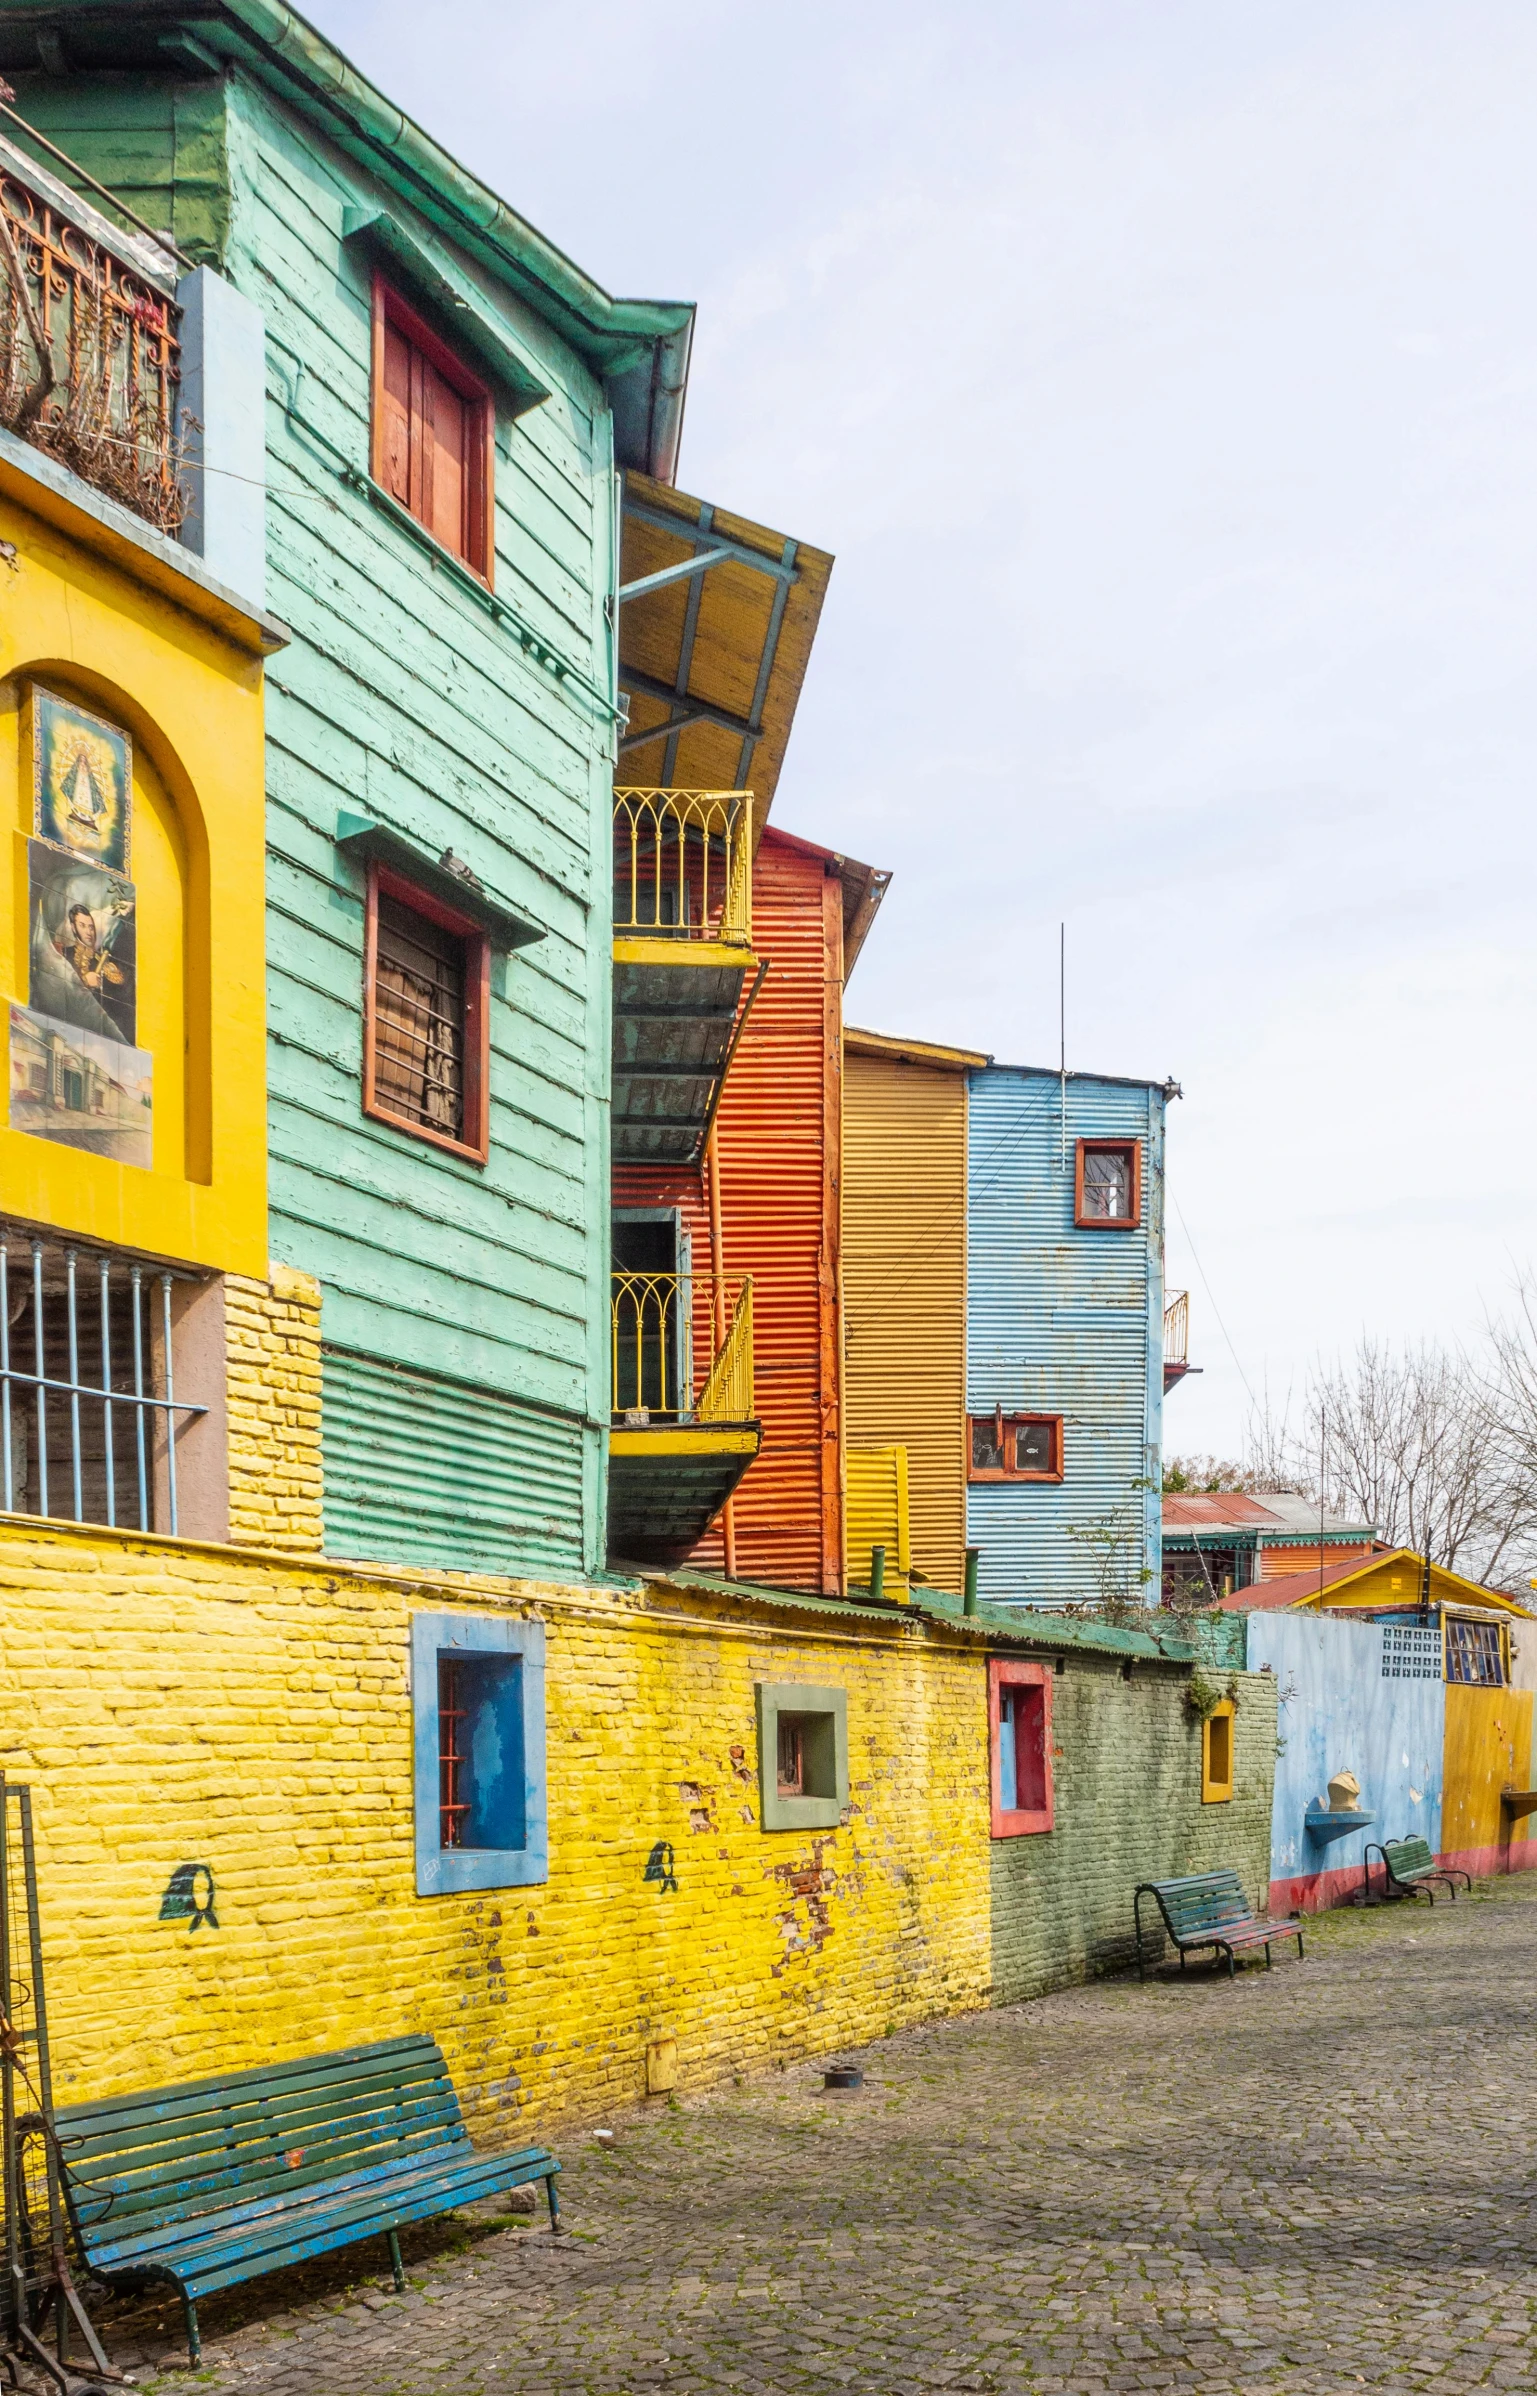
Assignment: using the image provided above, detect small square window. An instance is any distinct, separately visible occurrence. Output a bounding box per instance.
[412,1613,547,1893]
[990,1658,1054,1836]
[363,861,490,1162]
[755,1683,848,1832]
[371,274,494,581]
[1074,1139,1141,1230]
[968,1413,1063,1482]
[1201,1701,1235,1804]
[1445,1617,1505,1687]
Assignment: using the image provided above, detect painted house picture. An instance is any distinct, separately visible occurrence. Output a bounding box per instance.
[8,1002,152,1168]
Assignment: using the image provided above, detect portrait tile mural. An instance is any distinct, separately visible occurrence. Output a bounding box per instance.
[9,689,151,1168]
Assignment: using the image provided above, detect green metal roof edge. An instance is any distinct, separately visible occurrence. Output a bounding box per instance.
[215,0,694,353]
[635,1568,1198,1661]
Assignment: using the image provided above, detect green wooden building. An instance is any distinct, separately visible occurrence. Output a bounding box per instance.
[2,0,695,1577]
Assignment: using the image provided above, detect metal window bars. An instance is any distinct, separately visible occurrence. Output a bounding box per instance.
[0,1232,206,1536]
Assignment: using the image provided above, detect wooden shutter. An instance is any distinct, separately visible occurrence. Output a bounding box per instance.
[372,275,492,582]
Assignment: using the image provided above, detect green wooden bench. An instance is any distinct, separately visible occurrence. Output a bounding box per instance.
[1134,1870,1305,1980]
[53,2035,559,2364]
[1365,1835,1472,1906]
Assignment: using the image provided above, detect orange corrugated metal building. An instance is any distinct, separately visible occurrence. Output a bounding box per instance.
[613,826,886,1593]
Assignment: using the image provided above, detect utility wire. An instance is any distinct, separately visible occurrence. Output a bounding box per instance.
[1170,1193,1262,1425]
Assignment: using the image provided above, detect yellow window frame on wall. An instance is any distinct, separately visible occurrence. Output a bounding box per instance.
[1202,1701,1235,1804]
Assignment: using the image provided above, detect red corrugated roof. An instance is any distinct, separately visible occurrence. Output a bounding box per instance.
[1164,1493,1285,1527]
[1218,1555,1390,1611]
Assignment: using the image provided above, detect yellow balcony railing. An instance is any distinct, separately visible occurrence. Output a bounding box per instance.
[613,789,753,947]
[611,1269,754,1424]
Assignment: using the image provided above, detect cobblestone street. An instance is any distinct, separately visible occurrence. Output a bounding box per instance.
[111,1877,1537,2395]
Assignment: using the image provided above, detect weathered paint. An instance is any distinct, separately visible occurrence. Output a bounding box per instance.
[990,1662,1276,2000]
[965,1069,1166,1607]
[1441,1684,1534,1880]
[843,1034,979,1592]
[1247,1611,1445,1915]
[844,1445,910,1597]
[0,431,269,1278]
[25,58,625,1575]
[612,828,846,1591]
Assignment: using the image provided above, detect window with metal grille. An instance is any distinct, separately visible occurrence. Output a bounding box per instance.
[0,1229,205,1533]
[412,1613,547,1895]
[1074,1138,1142,1229]
[371,274,494,581]
[1445,1616,1505,1687]
[362,863,489,1162]
[1381,1622,1442,1680]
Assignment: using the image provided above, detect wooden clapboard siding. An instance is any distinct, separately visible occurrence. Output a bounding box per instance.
[843,1046,969,1594]
[22,67,618,1576]
[225,83,614,1572]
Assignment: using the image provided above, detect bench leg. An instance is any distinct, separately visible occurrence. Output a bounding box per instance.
[1296,1928,1305,1960]
[183,2293,201,2369]
[387,2228,405,2293]
[545,2171,560,2233]
[1264,1941,1272,1968]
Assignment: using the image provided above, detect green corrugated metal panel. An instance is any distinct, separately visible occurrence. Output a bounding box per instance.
[3,72,230,261]
[323,1345,588,1579]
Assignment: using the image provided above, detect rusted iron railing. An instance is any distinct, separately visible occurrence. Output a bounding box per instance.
[611,1269,754,1423]
[0,134,185,530]
[612,789,753,946]
[1163,1288,1189,1370]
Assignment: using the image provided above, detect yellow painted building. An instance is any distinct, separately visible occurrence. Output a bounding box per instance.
[843,1028,986,1594]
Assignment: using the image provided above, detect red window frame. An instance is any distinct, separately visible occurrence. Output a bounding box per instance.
[362,858,491,1165]
[370,272,495,585]
[989,1658,1054,1837]
[1074,1138,1142,1230]
[968,1411,1064,1483]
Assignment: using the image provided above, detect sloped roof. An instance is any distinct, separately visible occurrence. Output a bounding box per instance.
[1165,1489,1378,1540]
[1220,1548,1535,1619]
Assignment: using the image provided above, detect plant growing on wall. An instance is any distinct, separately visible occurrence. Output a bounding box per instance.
[1186,1669,1239,1723]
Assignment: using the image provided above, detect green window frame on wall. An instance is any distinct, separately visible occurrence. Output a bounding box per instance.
[755,1682,848,1832]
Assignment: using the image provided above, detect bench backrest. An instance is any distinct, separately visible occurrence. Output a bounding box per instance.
[54,2036,467,2248]
[1384,1835,1435,1879]
[1148,1869,1253,1939]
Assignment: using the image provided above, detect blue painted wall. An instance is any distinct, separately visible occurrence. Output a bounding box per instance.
[964,1068,1165,1608]
[1248,1611,1444,1903]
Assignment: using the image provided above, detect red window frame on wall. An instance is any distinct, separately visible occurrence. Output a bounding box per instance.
[968,1411,1064,1483]
[989,1658,1054,1837]
[1074,1137,1142,1230]
[370,272,495,584]
[362,858,491,1165]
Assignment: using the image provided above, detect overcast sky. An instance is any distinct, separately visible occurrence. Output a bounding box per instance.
[313,0,1537,1457]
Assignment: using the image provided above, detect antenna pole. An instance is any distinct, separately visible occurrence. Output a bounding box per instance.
[1059,921,1066,1170]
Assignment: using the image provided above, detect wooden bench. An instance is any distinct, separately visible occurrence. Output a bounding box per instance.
[1134,1870,1305,1980]
[53,2034,559,2365]
[1365,1834,1471,1906]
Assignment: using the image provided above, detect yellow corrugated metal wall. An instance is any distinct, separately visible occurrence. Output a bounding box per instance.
[845,1445,911,1595]
[843,1047,968,1592]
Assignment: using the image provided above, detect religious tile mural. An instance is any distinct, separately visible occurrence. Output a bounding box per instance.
[9,689,151,1168]
[32,686,131,871]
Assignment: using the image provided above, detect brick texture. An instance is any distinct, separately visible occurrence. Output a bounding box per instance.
[990,1657,1277,1999]
[224,1264,323,1552]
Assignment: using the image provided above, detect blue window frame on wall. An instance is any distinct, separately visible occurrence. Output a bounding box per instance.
[411,1612,547,1894]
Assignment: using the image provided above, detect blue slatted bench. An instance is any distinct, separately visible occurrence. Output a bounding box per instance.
[1134,1869,1305,1980]
[53,2034,559,2365]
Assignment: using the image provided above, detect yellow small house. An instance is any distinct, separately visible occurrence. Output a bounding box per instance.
[0,390,283,1544]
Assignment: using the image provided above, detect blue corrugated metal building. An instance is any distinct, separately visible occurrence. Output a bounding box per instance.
[965,1067,1171,1609]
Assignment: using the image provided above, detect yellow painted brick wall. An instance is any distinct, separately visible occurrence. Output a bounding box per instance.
[0,1521,991,2143]
[224,1264,323,1553]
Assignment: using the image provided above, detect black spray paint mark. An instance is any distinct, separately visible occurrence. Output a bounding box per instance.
[159,1864,219,1932]
[643,1840,678,1894]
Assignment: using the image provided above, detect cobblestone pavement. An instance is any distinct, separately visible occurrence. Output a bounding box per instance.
[96,1877,1537,2394]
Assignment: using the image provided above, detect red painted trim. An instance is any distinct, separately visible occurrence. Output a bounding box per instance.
[371,271,495,587]
[967,1412,1064,1483]
[989,1657,1054,1836]
[1440,1841,1537,1881]
[819,867,843,1597]
[362,858,491,1165]
[1073,1137,1142,1231]
[1273,1837,1537,1919]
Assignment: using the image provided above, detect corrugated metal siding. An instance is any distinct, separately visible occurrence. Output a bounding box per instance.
[845,1446,910,1593]
[323,1345,588,1579]
[843,1050,968,1590]
[965,1071,1164,1608]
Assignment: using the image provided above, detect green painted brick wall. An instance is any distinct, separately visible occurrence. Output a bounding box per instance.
[988,1661,1277,2003]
